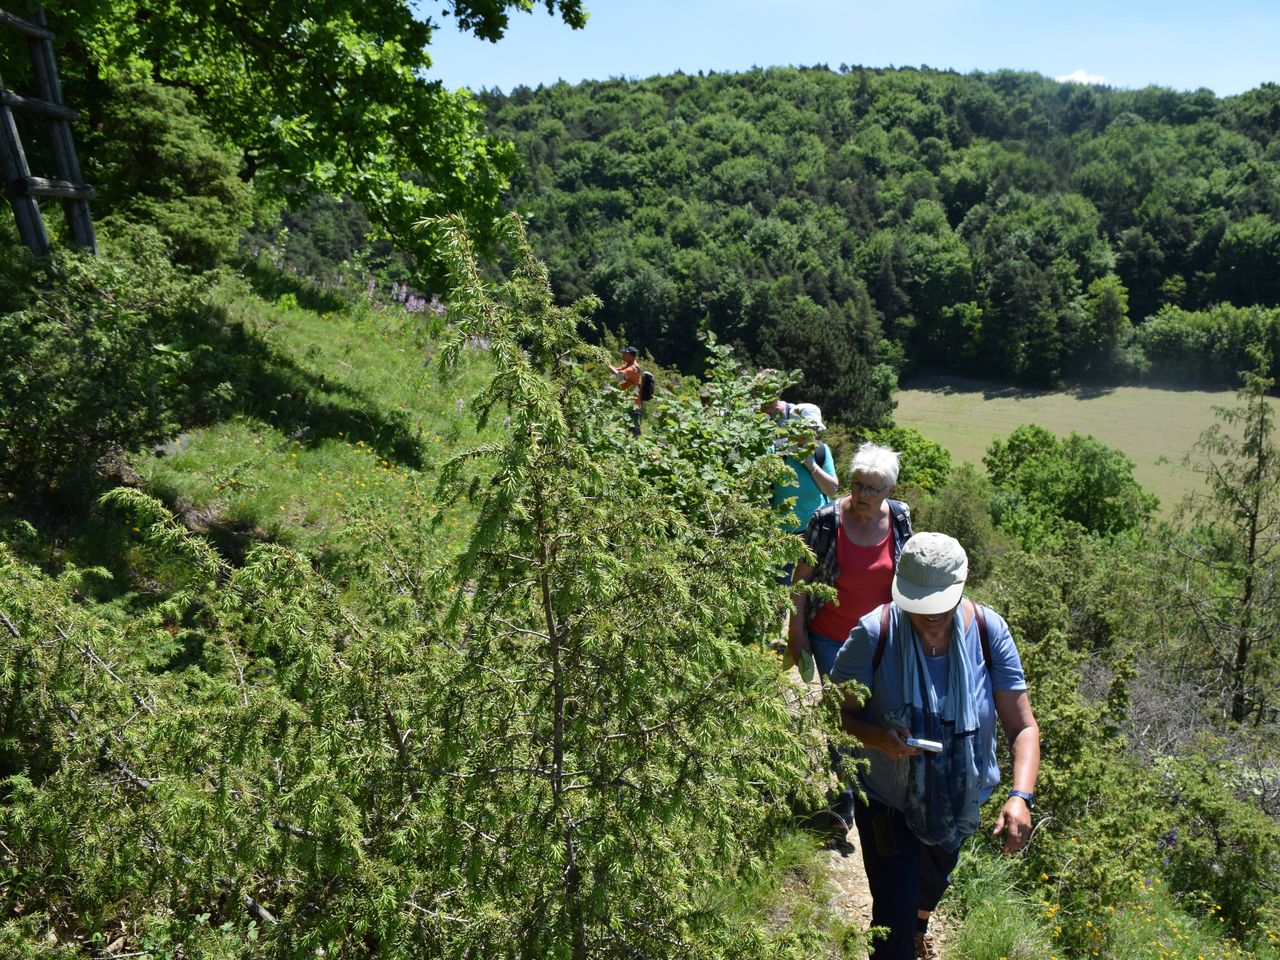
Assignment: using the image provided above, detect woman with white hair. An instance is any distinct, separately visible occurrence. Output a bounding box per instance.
[788,441,913,842]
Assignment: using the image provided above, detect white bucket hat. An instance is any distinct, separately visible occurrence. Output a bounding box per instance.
[892,533,968,615]
[792,402,825,431]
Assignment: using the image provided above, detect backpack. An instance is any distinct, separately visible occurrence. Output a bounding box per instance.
[807,498,913,568]
[639,370,655,402]
[873,598,992,672]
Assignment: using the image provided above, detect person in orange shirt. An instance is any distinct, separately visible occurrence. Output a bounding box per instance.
[608,345,644,436]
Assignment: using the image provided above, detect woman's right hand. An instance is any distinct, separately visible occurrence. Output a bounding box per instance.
[878,725,919,761]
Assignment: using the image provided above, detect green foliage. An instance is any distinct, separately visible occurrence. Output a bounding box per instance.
[912,464,1010,584]
[6,207,1277,958]
[1168,348,1280,723]
[1212,214,1280,307]
[755,289,895,429]
[0,221,207,501]
[644,334,795,517]
[984,424,1159,546]
[1131,303,1280,385]
[1082,274,1133,375]
[979,534,1168,957]
[1155,748,1280,934]
[420,212,828,955]
[861,424,952,492]
[0,215,836,957]
[50,0,587,278]
[244,196,413,286]
[87,78,252,271]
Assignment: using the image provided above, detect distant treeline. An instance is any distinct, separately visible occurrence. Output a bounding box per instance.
[475,67,1280,425]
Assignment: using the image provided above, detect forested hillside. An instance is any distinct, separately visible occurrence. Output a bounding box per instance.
[481,68,1280,424]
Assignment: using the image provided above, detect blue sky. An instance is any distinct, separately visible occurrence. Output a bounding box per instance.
[426,0,1278,97]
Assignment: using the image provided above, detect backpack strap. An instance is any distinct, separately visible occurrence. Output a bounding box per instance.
[973,599,992,672]
[871,597,992,672]
[805,500,840,566]
[888,499,913,545]
[873,602,891,671]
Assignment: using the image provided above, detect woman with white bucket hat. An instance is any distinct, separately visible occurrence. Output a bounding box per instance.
[828,532,1041,960]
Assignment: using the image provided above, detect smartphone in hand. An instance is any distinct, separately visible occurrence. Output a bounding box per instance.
[905,736,943,753]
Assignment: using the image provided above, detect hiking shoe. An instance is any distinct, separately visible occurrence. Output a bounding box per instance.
[825,814,855,857]
[914,930,939,960]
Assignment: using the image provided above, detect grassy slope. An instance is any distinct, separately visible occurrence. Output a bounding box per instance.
[895,375,1280,512]
[134,277,491,569]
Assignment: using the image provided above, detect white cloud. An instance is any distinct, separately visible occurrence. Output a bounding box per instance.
[1056,69,1107,86]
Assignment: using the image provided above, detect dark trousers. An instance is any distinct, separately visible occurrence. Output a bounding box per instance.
[852,798,963,960]
[629,406,642,437]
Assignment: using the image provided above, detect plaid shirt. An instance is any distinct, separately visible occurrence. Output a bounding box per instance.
[801,498,912,628]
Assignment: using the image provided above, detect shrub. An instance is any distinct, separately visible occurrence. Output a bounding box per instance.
[0,214,834,959]
[1131,303,1280,385]
[87,78,253,272]
[984,424,1159,546]
[1156,749,1280,934]
[913,463,1011,583]
[0,222,206,502]
[861,424,953,492]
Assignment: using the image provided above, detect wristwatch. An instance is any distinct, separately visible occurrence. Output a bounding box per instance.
[1008,789,1035,810]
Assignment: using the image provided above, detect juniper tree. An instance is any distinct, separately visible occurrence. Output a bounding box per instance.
[416,213,828,958]
[1172,345,1280,724]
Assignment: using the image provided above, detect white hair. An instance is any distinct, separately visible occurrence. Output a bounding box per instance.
[849,441,900,489]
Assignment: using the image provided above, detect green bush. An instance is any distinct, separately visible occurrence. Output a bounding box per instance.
[0,222,207,501]
[1131,303,1280,385]
[981,535,1168,956]
[0,214,834,959]
[913,463,1011,584]
[984,424,1159,546]
[861,424,953,492]
[87,79,253,272]
[1156,749,1280,934]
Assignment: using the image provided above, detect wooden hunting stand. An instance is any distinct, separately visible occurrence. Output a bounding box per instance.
[0,4,96,256]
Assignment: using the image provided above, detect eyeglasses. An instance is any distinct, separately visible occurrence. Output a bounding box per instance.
[851,480,889,498]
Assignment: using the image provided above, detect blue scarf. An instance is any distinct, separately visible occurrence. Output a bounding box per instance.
[885,605,983,851]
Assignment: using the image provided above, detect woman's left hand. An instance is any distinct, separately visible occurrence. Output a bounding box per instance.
[992,797,1033,853]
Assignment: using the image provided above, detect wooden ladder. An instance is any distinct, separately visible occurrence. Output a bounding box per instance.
[0,4,96,256]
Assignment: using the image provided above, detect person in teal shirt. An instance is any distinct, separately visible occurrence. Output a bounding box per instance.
[772,402,838,532]
[773,403,838,583]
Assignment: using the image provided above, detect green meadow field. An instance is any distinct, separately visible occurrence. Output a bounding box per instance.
[894,375,1280,513]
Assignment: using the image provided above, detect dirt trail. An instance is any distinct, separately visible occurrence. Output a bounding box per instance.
[817,843,874,928]
[788,666,952,957]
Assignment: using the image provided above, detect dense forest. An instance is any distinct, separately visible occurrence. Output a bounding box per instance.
[3,2,1280,958]
[479,67,1280,425]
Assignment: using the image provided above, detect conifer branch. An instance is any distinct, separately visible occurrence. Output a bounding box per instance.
[57,625,156,716]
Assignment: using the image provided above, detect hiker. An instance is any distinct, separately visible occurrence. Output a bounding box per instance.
[757,368,794,428]
[829,532,1041,960]
[771,402,838,584]
[608,345,644,436]
[788,441,912,846]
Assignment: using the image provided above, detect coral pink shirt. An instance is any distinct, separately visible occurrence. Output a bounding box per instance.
[808,522,894,643]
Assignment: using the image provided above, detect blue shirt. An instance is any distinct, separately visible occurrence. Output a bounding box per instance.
[830,604,1028,809]
[772,444,836,533]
